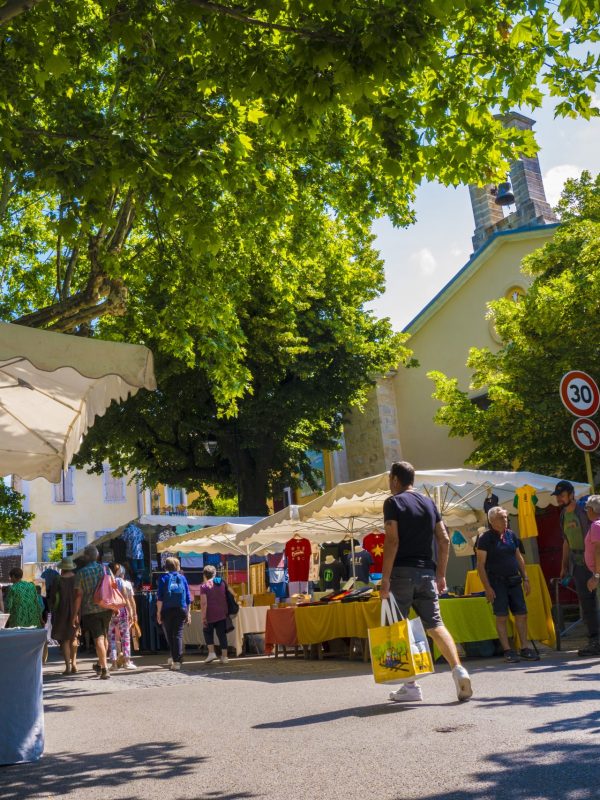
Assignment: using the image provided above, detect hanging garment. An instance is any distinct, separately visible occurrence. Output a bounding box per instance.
[285,537,312,582]
[363,532,385,573]
[513,485,539,539]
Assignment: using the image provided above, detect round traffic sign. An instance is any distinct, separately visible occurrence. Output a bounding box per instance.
[571,418,600,452]
[560,370,600,417]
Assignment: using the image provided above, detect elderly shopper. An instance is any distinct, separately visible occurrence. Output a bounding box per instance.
[476,506,539,662]
[48,557,79,675]
[156,556,191,671]
[72,545,113,680]
[5,568,43,629]
[199,565,230,665]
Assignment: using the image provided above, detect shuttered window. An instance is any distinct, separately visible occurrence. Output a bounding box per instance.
[103,463,126,503]
[53,468,74,503]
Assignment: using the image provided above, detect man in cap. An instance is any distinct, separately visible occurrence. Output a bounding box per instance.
[553,480,600,657]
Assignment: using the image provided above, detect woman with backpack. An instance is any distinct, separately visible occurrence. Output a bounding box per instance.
[156,557,191,671]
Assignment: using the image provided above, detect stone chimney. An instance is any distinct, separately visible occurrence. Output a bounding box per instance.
[469,112,558,252]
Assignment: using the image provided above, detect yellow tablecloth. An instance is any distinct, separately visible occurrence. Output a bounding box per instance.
[295,599,381,644]
[464,564,555,647]
[294,597,498,649]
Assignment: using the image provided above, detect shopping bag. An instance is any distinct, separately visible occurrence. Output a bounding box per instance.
[368,595,434,684]
[93,568,127,612]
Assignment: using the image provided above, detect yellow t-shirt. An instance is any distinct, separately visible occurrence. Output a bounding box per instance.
[513,485,538,539]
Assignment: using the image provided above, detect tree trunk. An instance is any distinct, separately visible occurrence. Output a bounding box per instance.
[235,447,270,516]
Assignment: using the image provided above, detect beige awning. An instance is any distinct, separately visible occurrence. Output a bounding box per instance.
[0,322,156,481]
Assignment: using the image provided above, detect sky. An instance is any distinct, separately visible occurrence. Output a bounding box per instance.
[368,97,600,331]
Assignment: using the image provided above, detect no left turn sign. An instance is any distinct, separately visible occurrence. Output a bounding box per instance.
[560,370,600,417]
[571,418,600,452]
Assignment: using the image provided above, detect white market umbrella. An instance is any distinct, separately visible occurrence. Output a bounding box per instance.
[0,322,156,482]
[156,523,251,554]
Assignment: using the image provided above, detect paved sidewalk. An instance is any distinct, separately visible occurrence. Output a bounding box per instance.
[2,646,599,800]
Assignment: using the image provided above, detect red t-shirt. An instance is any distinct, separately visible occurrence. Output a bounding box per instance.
[285,537,312,582]
[363,532,385,573]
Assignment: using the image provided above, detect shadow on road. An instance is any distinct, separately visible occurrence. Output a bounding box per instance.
[0,741,203,800]
[473,688,600,709]
[401,741,598,800]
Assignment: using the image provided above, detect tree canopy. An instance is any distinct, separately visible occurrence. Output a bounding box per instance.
[75,208,409,515]
[2,1,600,407]
[0,482,34,545]
[430,172,600,482]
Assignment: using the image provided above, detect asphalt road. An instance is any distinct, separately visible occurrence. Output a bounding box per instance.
[2,645,599,800]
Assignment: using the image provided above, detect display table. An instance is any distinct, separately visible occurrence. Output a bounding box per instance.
[0,628,47,764]
[184,610,243,655]
[464,564,556,647]
[182,607,269,655]
[265,608,298,655]
[265,590,555,657]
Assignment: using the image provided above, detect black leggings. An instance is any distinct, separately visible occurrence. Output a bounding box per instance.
[204,618,228,649]
[162,606,187,663]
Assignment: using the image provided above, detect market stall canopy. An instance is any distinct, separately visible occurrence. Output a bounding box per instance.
[74,521,158,558]
[0,322,156,482]
[157,523,251,554]
[299,468,590,523]
[139,514,263,528]
[235,504,387,550]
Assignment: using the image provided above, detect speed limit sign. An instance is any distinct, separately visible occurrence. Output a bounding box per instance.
[560,370,600,418]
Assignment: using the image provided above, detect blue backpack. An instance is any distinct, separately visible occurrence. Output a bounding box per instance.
[164,573,184,606]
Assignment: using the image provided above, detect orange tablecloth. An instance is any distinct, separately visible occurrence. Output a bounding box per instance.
[264,608,298,654]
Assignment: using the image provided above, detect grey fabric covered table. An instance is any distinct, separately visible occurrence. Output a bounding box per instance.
[0,627,46,764]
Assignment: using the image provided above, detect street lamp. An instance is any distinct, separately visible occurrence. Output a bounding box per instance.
[203,439,218,456]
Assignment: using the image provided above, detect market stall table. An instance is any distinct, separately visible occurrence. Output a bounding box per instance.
[464,564,556,647]
[0,628,47,765]
[265,607,298,656]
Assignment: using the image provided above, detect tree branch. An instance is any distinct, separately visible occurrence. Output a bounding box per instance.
[186,0,342,43]
[0,0,45,26]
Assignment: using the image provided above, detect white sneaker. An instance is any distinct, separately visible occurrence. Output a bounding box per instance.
[124,662,137,670]
[169,662,181,671]
[204,652,218,664]
[389,682,423,703]
[220,654,229,664]
[167,657,173,667]
[452,665,473,701]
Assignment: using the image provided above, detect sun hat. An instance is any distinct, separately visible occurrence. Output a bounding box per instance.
[58,556,76,571]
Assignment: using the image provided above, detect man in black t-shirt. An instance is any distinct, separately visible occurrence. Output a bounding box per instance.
[381,461,473,704]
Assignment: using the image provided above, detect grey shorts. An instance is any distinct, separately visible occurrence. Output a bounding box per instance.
[390,567,443,630]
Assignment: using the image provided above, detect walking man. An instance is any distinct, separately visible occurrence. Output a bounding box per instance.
[381,461,473,703]
[553,480,600,657]
[72,545,113,679]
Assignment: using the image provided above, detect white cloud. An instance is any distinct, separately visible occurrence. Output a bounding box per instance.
[409,247,437,276]
[543,164,583,206]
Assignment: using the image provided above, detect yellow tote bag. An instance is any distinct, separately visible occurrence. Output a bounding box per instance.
[368,596,435,684]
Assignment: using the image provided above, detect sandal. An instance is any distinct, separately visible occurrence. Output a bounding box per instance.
[503,649,520,663]
[519,647,540,661]
[62,667,71,675]
[70,665,78,674]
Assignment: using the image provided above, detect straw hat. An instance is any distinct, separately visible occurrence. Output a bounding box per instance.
[58,556,76,571]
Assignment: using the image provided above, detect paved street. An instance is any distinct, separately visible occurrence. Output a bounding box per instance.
[2,645,600,800]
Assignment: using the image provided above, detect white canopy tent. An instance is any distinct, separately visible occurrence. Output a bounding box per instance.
[156,523,251,555]
[299,468,590,524]
[0,322,156,482]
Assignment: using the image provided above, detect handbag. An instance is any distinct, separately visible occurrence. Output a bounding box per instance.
[368,594,434,684]
[224,582,240,616]
[225,615,235,633]
[93,567,127,612]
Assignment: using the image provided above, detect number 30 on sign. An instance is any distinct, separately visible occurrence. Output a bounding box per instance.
[559,371,600,418]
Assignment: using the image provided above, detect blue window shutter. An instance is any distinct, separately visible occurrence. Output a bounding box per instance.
[42,533,55,561]
[74,532,88,552]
